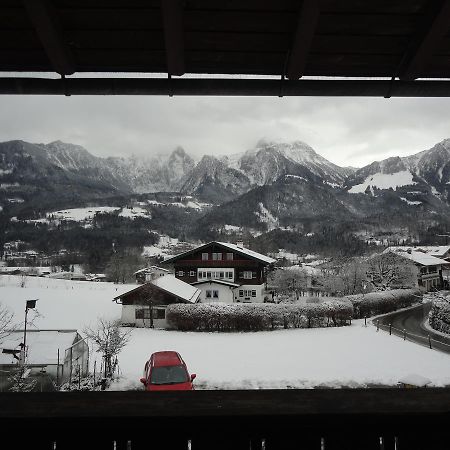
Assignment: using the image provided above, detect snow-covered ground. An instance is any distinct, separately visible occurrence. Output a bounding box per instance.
[1,276,450,390]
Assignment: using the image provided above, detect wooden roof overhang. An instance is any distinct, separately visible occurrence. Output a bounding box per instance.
[2,0,450,96]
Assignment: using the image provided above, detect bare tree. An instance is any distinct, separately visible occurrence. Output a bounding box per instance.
[268,268,308,300]
[83,318,131,381]
[367,252,418,291]
[0,302,15,345]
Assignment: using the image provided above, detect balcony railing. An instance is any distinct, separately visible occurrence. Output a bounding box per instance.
[1,388,449,449]
[176,260,259,267]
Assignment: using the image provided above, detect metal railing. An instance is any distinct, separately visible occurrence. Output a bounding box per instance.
[374,320,450,352]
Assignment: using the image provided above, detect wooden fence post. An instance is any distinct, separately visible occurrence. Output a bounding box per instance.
[428,335,432,349]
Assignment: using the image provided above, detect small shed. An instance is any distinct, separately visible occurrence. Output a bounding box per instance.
[0,329,89,389]
[114,275,200,328]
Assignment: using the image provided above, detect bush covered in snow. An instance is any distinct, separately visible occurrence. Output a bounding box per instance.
[347,289,422,319]
[429,296,450,335]
[166,300,353,332]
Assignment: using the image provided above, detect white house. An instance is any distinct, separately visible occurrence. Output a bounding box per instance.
[114,275,201,328]
[192,279,240,304]
[384,247,449,291]
[134,266,172,284]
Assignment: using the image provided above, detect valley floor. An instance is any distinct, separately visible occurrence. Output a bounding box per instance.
[1,276,450,390]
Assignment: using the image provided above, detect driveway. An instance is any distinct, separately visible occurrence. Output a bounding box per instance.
[375,303,450,354]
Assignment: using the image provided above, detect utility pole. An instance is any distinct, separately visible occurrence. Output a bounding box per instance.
[21,299,38,365]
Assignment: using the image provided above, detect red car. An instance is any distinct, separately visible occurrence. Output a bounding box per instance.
[140,351,196,391]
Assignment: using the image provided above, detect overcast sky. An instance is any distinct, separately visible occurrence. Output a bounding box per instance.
[1,95,449,168]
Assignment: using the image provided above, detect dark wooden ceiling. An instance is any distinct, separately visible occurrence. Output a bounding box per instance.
[1,0,450,95]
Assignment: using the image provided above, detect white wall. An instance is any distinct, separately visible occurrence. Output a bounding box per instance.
[120,304,167,329]
[197,282,235,304]
[233,284,266,303]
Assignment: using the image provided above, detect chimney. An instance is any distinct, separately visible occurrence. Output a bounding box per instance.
[236,240,245,248]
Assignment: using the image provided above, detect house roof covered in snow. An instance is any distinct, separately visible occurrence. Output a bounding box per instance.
[387,245,450,258]
[385,248,449,267]
[115,275,201,304]
[163,241,276,265]
[0,330,80,366]
[192,280,240,288]
[134,266,171,275]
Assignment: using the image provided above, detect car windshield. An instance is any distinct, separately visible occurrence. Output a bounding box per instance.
[150,365,189,385]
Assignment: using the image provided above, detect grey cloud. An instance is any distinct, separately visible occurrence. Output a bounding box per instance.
[0,95,449,168]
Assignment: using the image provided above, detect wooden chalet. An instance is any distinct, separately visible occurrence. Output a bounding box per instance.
[163,241,276,302]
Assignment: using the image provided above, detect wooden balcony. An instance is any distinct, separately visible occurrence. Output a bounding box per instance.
[1,388,449,449]
[176,260,259,267]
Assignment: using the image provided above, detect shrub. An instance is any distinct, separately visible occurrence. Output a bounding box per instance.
[346,288,422,319]
[429,296,450,335]
[166,300,353,332]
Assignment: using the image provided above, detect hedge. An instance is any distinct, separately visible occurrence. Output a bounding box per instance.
[346,289,422,319]
[429,297,450,335]
[166,300,353,332]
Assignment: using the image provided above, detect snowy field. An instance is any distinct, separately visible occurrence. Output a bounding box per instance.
[1,275,450,390]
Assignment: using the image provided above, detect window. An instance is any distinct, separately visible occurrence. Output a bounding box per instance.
[227,271,233,279]
[206,290,212,298]
[136,308,165,319]
[219,271,224,278]
[227,253,234,260]
[202,253,208,261]
[213,290,219,298]
[190,271,196,277]
[239,290,244,297]
[251,290,256,297]
[177,270,184,277]
[212,252,222,260]
[154,308,166,319]
[243,271,253,279]
[198,271,203,279]
[207,271,212,279]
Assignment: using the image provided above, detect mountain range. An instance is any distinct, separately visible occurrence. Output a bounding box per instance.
[1,138,449,234]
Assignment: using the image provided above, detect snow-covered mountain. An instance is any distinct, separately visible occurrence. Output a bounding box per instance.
[346,139,450,202]
[107,146,196,193]
[231,139,353,185]
[182,140,355,200]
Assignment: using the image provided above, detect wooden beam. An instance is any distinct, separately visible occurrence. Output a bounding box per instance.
[1,77,450,97]
[399,0,450,80]
[286,0,320,80]
[22,0,75,75]
[161,0,185,76]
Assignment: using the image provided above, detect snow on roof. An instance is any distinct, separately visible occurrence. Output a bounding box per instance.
[192,279,240,288]
[134,266,171,275]
[163,241,276,265]
[0,330,79,365]
[387,245,450,257]
[386,248,449,266]
[216,242,276,264]
[151,275,201,303]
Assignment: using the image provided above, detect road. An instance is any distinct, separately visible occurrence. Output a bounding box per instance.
[375,303,450,354]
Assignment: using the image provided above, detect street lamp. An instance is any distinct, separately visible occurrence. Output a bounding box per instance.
[21,299,38,365]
